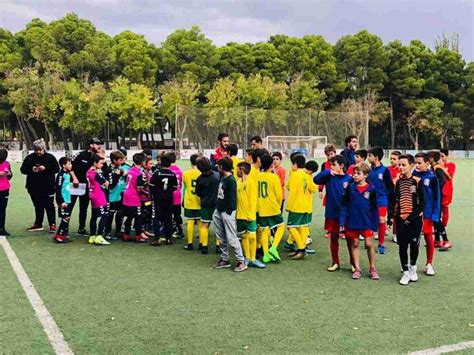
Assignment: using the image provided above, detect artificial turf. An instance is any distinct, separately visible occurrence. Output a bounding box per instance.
[2,160,473,353]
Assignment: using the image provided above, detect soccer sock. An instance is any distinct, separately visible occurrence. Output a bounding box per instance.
[378,222,387,246]
[272,225,285,248]
[248,232,257,261]
[287,235,294,245]
[261,228,270,254]
[424,233,434,264]
[300,226,310,245]
[441,205,449,227]
[257,228,262,249]
[346,238,354,266]
[200,226,209,247]
[186,220,194,244]
[330,232,340,264]
[241,233,250,259]
[289,228,304,250]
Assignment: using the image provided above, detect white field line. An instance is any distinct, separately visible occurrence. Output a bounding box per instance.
[410,340,474,354]
[0,236,73,355]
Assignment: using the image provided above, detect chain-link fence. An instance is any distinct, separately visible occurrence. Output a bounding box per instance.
[175,105,369,150]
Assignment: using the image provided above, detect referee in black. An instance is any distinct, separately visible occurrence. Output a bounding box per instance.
[70,137,104,235]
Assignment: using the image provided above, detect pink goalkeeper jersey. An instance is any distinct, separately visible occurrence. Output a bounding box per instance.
[123,166,142,207]
[170,165,183,205]
[0,161,11,191]
[86,169,107,208]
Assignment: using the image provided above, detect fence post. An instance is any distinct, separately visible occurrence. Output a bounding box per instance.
[365,110,370,148]
[245,106,248,149]
[308,108,312,136]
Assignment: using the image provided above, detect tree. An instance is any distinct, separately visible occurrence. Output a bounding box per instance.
[431,113,463,148]
[251,42,286,80]
[334,30,388,98]
[217,43,256,78]
[160,26,219,94]
[406,98,444,150]
[114,31,158,86]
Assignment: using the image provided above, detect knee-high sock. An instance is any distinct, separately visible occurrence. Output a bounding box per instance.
[200,226,209,247]
[248,232,257,261]
[378,223,387,246]
[186,220,194,244]
[330,232,340,264]
[424,233,434,264]
[346,238,354,266]
[287,234,294,244]
[441,205,449,227]
[300,226,310,245]
[272,225,285,248]
[289,228,304,250]
[261,228,270,254]
[241,233,250,259]
[257,228,262,249]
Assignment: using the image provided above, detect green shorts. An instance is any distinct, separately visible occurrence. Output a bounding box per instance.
[237,219,258,235]
[287,212,311,227]
[257,214,284,230]
[200,207,215,223]
[184,208,201,219]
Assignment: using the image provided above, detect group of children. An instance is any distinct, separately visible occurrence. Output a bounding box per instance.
[0,140,455,285]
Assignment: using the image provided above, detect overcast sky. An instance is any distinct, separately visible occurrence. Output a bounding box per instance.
[1,0,472,62]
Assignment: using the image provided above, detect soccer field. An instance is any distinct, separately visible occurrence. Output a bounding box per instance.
[1,160,473,354]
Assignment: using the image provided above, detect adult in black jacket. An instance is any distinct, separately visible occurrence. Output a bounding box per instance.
[20,139,59,232]
[69,137,103,235]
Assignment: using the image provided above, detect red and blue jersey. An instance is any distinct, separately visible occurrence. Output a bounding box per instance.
[368,164,393,208]
[313,169,353,220]
[413,170,440,222]
[340,183,379,231]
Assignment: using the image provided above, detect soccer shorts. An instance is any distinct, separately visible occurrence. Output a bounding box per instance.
[184,208,201,219]
[422,218,434,234]
[345,229,373,239]
[324,218,340,233]
[237,219,257,235]
[287,212,310,228]
[200,207,215,223]
[257,214,284,230]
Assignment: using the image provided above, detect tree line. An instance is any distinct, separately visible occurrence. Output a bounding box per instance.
[0,13,472,150]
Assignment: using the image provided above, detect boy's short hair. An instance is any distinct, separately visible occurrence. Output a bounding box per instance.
[354,149,367,160]
[428,150,441,162]
[225,144,238,157]
[166,151,177,164]
[330,155,346,168]
[391,150,402,157]
[190,154,200,166]
[119,147,127,158]
[217,133,229,142]
[110,150,125,162]
[272,151,282,160]
[132,152,146,165]
[344,135,357,147]
[251,148,266,163]
[324,144,336,154]
[0,148,8,163]
[217,157,233,172]
[237,161,251,175]
[440,148,449,156]
[367,146,384,161]
[415,152,430,162]
[245,148,253,155]
[160,154,172,167]
[250,135,262,144]
[399,154,415,165]
[305,160,319,173]
[92,153,104,164]
[292,154,306,168]
[196,156,212,174]
[59,156,71,167]
[290,152,303,164]
[354,162,370,175]
[142,149,153,157]
[260,154,273,171]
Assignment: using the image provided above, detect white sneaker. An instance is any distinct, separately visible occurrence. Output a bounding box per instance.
[409,265,418,282]
[359,235,364,241]
[392,235,398,243]
[400,271,411,285]
[425,263,435,276]
[374,234,379,240]
[306,237,313,245]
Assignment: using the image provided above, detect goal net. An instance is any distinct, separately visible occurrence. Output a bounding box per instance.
[263,136,328,157]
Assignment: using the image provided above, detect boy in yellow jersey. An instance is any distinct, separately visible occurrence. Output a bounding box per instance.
[244,148,253,164]
[286,154,317,260]
[183,154,202,251]
[225,144,242,179]
[236,162,266,268]
[249,148,265,183]
[303,160,319,251]
[257,154,285,263]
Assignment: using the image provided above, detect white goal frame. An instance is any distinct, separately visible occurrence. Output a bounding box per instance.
[263,136,328,157]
